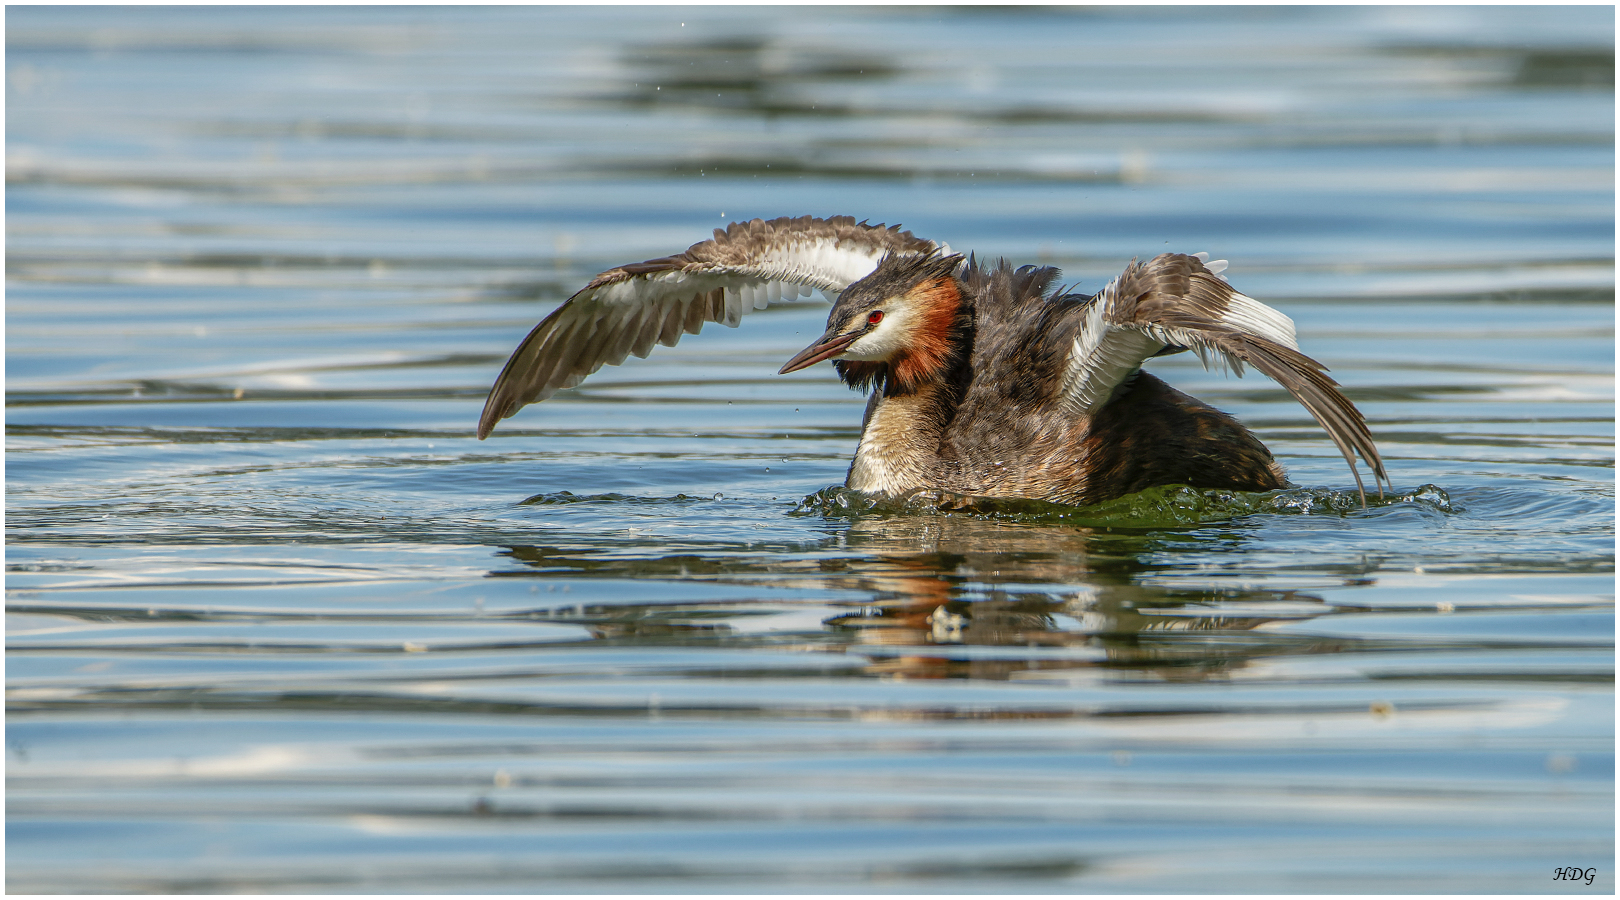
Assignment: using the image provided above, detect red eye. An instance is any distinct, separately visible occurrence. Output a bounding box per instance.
[867,310,884,325]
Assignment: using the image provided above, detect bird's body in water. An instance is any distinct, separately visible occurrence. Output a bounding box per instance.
[480,215,1387,506]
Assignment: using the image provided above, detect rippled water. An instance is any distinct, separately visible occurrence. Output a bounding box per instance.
[7,6,1614,893]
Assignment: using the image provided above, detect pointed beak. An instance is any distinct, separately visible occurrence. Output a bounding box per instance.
[778,329,860,374]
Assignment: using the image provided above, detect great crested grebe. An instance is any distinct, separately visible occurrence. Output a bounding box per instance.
[479,215,1388,506]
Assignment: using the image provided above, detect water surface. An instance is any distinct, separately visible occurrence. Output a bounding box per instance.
[6,6,1614,893]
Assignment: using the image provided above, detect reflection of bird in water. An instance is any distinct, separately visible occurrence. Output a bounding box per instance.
[480,215,1387,505]
[823,515,1333,683]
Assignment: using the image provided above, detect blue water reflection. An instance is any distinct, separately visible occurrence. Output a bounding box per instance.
[6,5,1613,893]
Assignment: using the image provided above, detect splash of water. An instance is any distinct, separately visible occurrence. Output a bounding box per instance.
[792,483,1458,527]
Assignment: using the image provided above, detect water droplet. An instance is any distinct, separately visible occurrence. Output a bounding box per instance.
[713,492,724,501]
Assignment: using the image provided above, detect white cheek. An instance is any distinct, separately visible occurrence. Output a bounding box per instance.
[840,309,911,361]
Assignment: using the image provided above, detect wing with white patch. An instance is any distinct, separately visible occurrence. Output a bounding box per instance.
[477,215,944,438]
[1061,253,1388,502]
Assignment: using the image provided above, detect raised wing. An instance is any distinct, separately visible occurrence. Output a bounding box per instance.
[1061,252,1388,503]
[477,215,944,438]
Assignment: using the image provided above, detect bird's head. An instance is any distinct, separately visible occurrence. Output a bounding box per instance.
[778,251,966,392]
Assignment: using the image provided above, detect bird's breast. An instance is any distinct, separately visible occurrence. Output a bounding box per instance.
[845,390,941,494]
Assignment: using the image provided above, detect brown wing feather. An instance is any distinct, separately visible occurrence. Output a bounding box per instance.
[1077,253,1387,504]
[477,215,943,438]
[1181,325,1388,504]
